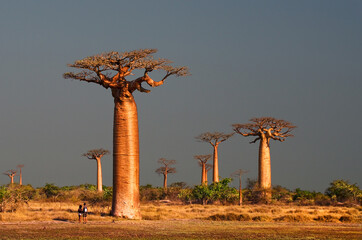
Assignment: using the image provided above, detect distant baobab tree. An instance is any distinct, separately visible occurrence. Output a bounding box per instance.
[231,169,248,206]
[205,163,212,184]
[232,117,296,201]
[64,49,188,219]
[3,170,17,184]
[17,164,24,185]
[82,148,110,192]
[195,132,234,183]
[155,158,176,190]
[194,154,211,185]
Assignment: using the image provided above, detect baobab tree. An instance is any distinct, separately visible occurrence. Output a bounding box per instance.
[155,158,176,190]
[204,164,212,184]
[195,132,234,183]
[3,170,17,184]
[82,148,110,192]
[194,154,211,185]
[232,117,296,201]
[231,169,248,206]
[64,49,188,219]
[17,164,24,185]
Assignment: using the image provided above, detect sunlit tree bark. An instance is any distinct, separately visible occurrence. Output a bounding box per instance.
[64,49,188,218]
[155,158,176,190]
[3,170,17,184]
[195,132,233,183]
[194,154,211,185]
[231,169,248,206]
[17,164,24,185]
[82,148,110,192]
[205,163,212,184]
[233,117,296,201]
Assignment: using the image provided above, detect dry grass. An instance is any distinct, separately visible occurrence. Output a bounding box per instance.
[0,201,361,224]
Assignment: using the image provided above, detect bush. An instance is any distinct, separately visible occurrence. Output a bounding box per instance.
[325,179,362,203]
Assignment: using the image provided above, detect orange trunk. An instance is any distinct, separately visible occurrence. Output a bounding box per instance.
[19,169,22,185]
[201,163,206,184]
[163,173,167,189]
[111,96,141,219]
[213,145,219,183]
[258,137,272,200]
[96,159,103,192]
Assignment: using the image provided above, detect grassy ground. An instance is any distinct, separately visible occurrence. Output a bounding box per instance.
[0,201,361,239]
[1,220,361,239]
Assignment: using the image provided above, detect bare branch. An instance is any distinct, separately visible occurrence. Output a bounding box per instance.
[194,154,212,164]
[82,148,110,160]
[233,117,296,143]
[195,132,234,146]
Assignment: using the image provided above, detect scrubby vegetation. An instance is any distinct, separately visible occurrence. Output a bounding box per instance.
[0,179,361,224]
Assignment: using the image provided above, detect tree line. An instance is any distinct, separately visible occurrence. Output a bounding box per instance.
[1,179,361,213]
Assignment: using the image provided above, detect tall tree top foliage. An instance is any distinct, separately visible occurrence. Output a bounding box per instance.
[195,132,234,146]
[155,158,176,175]
[232,117,296,144]
[63,49,189,95]
[82,148,110,160]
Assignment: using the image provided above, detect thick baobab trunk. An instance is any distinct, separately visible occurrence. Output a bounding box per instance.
[163,173,168,189]
[258,137,272,200]
[213,145,219,183]
[111,96,141,219]
[96,158,102,192]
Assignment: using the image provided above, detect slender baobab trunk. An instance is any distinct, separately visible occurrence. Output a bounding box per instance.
[213,145,219,183]
[238,175,242,206]
[163,173,167,190]
[96,158,102,192]
[19,169,22,185]
[258,137,272,200]
[201,163,206,184]
[205,170,208,184]
[111,95,141,219]
[10,176,14,184]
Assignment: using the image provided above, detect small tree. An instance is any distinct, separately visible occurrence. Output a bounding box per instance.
[3,170,17,184]
[155,158,176,190]
[17,165,24,185]
[231,169,248,206]
[233,117,296,201]
[194,154,211,185]
[195,132,234,183]
[325,179,361,203]
[82,148,110,192]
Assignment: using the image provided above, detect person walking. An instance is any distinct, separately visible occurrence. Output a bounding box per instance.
[83,203,88,224]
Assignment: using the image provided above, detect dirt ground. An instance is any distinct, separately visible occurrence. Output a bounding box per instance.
[1,220,361,240]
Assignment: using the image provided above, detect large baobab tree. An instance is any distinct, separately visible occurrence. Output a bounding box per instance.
[17,164,24,185]
[231,169,248,206]
[232,117,296,201]
[82,148,110,192]
[4,170,17,184]
[194,154,211,185]
[155,158,176,190]
[64,49,188,219]
[195,132,234,183]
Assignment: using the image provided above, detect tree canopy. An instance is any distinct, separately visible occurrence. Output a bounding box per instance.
[63,49,189,95]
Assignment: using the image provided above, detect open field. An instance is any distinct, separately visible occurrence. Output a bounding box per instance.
[1,220,361,240]
[1,202,361,239]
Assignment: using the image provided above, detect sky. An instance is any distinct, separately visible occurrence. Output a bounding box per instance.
[0,0,361,192]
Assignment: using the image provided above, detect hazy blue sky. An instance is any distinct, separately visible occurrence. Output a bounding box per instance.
[1,0,361,192]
